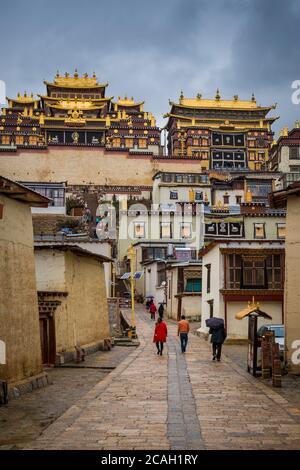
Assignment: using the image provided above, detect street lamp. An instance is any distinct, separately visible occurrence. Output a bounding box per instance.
[127,244,136,337]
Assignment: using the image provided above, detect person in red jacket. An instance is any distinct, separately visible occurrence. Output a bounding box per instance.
[149,300,157,320]
[153,317,168,355]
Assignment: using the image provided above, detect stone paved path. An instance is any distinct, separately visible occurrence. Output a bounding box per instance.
[27,307,300,450]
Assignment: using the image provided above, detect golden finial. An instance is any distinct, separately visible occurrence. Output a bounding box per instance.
[251,93,256,102]
[65,72,69,78]
[295,119,300,129]
[180,90,184,100]
[233,94,239,101]
[283,126,289,136]
[280,128,284,137]
[215,89,221,100]
[271,139,277,147]
[74,68,78,78]
[17,92,20,98]
[24,91,27,97]
[56,70,60,78]
[92,71,96,78]
[83,72,88,78]
[196,93,202,100]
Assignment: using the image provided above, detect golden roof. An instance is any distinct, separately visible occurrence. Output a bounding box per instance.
[113,96,144,107]
[170,92,276,111]
[44,70,108,89]
[8,92,38,104]
[235,299,272,320]
[45,100,105,111]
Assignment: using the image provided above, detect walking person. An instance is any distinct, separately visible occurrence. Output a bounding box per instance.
[153,317,167,356]
[177,314,190,353]
[149,300,157,320]
[209,325,227,361]
[158,303,164,319]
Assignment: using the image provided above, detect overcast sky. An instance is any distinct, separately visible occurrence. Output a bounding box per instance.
[1,0,300,135]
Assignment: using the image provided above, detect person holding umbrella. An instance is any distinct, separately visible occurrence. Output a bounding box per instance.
[205,317,227,361]
[158,303,164,319]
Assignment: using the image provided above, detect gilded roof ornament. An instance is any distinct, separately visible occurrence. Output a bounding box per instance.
[251,93,256,102]
[180,90,184,100]
[233,95,239,101]
[295,119,300,128]
[74,69,79,78]
[196,93,202,100]
[215,89,221,100]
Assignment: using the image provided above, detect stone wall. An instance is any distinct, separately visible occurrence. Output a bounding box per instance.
[0,147,202,186]
[285,195,300,373]
[0,195,43,385]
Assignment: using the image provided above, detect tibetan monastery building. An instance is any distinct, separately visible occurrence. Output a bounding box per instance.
[0,73,279,187]
[164,90,278,172]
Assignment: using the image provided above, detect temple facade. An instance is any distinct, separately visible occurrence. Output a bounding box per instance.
[0,70,161,155]
[164,90,278,171]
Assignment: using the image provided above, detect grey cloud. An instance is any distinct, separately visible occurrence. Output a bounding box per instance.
[1,0,299,134]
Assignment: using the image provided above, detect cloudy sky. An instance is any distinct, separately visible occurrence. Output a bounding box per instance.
[1,0,300,135]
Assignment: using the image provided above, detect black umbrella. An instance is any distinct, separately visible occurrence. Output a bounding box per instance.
[206,317,224,328]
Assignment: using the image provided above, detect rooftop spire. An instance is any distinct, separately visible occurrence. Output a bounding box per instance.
[215,89,221,100]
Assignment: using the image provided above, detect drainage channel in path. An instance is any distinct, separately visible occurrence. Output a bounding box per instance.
[167,336,205,450]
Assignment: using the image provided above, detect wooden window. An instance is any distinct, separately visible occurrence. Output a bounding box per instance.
[29,136,37,145]
[290,147,300,159]
[133,222,145,239]
[160,222,172,238]
[157,264,166,286]
[138,138,147,148]
[125,138,133,148]
[1,136,10,145]
[227,253,282,289]
[15,135,24,145]
[236,195,242,204]
[185,278,202,292]
[277,223,286,239]
[208,299,214,318]
[180,223,192,239]
[112,137,121,147]
[227,254,242,288]
[254,223,265,239]
[206,264,211,293]
[266,254,283,289]
[242,258,266,288]
[193,138,199,146]
[223,194,230,204]
[170,190,178,200]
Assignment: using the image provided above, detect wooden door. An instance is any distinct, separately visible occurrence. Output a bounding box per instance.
[39,315,56,365]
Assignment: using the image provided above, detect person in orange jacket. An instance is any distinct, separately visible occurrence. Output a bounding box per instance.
[153,317,168,355]
[177,314,190,353]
